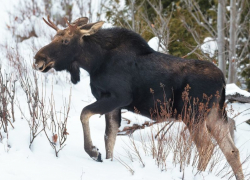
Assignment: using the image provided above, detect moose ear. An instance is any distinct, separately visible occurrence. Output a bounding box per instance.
[71,17,88,26]
[79,21,105,36]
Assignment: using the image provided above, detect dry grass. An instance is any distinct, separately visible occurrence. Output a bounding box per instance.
[121,85,250,179]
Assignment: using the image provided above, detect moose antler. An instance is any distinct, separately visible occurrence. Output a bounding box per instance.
[64,17,80,34]
[43,16,60,31]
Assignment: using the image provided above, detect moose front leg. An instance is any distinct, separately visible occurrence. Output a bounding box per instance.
[80,109,102,161]
[105,109,121,160]
[80,96,131,162]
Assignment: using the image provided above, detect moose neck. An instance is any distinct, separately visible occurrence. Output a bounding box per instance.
[76,28,154,75]
[76,41,105,74]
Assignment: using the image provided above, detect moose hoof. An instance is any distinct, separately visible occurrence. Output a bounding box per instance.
[92,152,103,162]
[88,146,103,162]
[97,153,103,162]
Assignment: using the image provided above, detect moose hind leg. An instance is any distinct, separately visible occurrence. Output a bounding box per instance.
[105,109,121,160]
[208,120,244,180]
[187,121,214,171]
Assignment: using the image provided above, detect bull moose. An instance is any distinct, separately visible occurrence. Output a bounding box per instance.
[34,17,244,180]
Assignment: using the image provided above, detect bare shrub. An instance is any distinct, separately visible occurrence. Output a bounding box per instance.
[18,71,44,148]
[0,66,16,141]
[42,84,71,157]
[16,68,71,156]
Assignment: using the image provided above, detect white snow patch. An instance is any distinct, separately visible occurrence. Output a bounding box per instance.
[201,37,218,58]
[226,83,250,97]
[148,37,164,52]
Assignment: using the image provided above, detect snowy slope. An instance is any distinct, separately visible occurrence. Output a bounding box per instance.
[0,1,250,180]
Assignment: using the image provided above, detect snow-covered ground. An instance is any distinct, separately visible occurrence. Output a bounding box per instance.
[0,1,250,180]
[0,73,250,180]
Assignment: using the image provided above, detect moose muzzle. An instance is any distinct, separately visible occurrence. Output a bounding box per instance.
[33,61,55,72]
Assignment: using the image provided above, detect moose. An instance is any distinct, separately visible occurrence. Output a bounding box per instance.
[34,17,244,180]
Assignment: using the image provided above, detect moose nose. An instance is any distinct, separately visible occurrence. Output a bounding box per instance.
[32,61,45,71]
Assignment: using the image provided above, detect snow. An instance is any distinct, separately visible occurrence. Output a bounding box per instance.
[201,37,218,58]
[148,37,164,52]
[226,83,250,97]
[0,1,250,180]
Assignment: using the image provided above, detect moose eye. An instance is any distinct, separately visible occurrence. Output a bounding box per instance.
[62,39,69,45]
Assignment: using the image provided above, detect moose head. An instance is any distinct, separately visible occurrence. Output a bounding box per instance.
[33,16,104,83]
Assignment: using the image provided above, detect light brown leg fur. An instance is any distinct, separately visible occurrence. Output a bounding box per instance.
[186,121,214,171]
[80,110,101,161]
[207,109,244,180]
[105,109,120,160]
